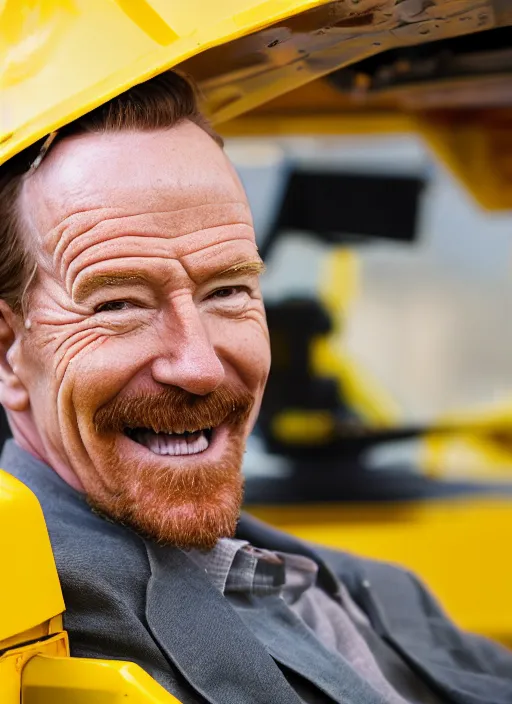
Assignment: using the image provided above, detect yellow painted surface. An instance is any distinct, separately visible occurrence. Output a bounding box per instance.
[248,499,512,645]
[423,433,512,480]
[0,615,63,652]
[269,247,400,444]
[22,655,182,703]
[273,410,337,444]
[423,396,512,479]
[0,470,64,640]
[0,632,68,704]
[418,113,512,211]
[0,467,180,702]
[1,0,498,166]
[313,249,400,426]
[0,0,326,163]
[221,113,417,138]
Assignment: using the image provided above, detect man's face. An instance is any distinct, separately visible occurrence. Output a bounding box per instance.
[10,122,270,548]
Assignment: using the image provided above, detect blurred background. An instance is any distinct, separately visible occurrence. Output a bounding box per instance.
[232,132,512,478]
[225,130,512,646]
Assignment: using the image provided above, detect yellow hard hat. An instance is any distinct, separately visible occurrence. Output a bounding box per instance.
[0,0,502,168]
[0,0,321,166]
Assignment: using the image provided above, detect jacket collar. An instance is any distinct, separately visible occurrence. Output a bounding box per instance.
[144,541,303,704]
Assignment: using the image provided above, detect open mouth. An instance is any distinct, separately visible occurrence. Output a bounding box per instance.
[124,427,213,456]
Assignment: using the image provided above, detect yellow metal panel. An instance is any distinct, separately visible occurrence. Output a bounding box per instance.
[417,112,512,211]
[314,249,400,426]
[22,655,182,703]
[191,0,495,124]
[312,340,401,424]
[0,615,63,652]
[248,499,512,645]
[0,632,68,704]
[423,433,512,480]
[221,112,416,137]
[422,396,512,479]
[0,0,326,163]
[268,247,399,444]
[1,0,498,166]
[272,410,337,444]
[0,470,64,640]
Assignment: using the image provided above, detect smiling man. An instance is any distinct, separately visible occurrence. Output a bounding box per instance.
[1,72,511,704]
[4,92,267,551]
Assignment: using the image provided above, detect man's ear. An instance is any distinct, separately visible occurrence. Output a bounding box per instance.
[0,301,30,412]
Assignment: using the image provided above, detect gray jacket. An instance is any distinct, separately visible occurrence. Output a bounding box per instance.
[3,440,512,704]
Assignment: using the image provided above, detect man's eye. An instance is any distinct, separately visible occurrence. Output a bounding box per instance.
[94,300,132,313]
[210,286,247,299]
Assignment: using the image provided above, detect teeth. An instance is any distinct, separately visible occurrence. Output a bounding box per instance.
[131,429,210,456]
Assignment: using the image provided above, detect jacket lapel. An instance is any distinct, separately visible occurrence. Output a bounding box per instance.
[236,593,387,704]
[144,542,302,704]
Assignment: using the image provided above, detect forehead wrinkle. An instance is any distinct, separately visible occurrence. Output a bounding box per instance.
[63,224,255,297]
[52,208,123,282]
[52,200,250,255]
[181,239,261,283]
[54,204,253,282]
[49,206,117,259]
[69,236,258,302]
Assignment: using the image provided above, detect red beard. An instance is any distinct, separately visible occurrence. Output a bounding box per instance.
[87,384,254,549]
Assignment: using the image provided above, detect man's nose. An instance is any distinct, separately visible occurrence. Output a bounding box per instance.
[150,305,225,396]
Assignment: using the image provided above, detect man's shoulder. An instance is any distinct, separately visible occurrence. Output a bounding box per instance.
[238,510,412,593]
[314,543,416,593]
[1,440,149,582]
[238,511,453,636]
[2,440,106,533]
[314,543,434,626]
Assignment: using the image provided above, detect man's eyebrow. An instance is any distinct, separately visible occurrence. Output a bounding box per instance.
[73,273,151,302]
[73,261,265,301]
[211,260,266,280]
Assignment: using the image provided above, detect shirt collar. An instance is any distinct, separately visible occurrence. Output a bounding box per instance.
[186,537,318,600]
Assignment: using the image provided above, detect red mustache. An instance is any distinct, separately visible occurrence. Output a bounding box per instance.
[94,384,254,435]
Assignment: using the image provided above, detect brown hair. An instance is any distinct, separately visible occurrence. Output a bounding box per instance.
[0,71,221,315]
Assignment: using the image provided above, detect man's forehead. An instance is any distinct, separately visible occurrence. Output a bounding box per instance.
[21,122,250,242]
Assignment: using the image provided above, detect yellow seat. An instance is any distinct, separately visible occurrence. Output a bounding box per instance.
[0,469,181,704]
